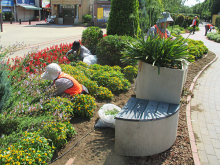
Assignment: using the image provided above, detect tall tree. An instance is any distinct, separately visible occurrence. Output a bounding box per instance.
[107,0,141,37]
[210,0,220,15]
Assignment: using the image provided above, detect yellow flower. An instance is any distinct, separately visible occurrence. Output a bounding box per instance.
[29,161,32,164]
[39,158,42,162]
[17,156,20,159]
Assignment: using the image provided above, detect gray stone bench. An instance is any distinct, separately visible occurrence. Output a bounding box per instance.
[115,97,180,156]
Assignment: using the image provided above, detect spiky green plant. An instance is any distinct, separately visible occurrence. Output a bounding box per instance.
[121,34,194,74]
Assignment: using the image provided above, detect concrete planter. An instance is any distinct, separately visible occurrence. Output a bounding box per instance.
[115,110,179,156]
[136,61,187,104]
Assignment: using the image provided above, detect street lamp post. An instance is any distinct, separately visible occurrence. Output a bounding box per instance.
[0,0,2,32]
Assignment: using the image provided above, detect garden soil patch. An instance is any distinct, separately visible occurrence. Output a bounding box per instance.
[51,51,216,165]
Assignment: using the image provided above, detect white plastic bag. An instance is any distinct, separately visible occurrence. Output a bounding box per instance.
[83,55,97,65]
[95,104,121,128]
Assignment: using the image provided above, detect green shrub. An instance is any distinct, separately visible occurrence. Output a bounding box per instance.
[82,14,92,23]
[215,16,220,30]
[41,121,76,148]
[107,0,141,37]
[96,35,135,67]
[175,14,185,27]
[81,26,103,54]
[123,65,138,83]
[171,28,181,35]
[0,131,54,164]
[207,32,220,43]
[0,65,12,113]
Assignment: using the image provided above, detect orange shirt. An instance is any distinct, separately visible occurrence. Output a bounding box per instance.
[154,24,168,39]
[55,72,82,95]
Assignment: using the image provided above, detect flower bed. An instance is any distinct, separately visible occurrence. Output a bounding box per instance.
[0,33,208,164]
[0,42,137,164]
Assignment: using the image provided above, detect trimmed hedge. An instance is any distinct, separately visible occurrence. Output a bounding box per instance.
[81,26,103,54]
[107,0,141,37]
[96,35,136,67]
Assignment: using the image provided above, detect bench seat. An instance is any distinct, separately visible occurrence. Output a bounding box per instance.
[115,97,180,156]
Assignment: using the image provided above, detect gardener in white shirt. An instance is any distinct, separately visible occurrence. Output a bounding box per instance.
[66,41,92,61]
[41,63,88,97]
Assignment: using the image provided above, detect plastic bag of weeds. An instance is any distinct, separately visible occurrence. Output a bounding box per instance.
[83,55,97,65]
[95,104,121,128]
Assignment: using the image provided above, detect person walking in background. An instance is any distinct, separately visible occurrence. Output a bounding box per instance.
[191,16,197,34]
[41,63,89,97]
[205,24,215,36]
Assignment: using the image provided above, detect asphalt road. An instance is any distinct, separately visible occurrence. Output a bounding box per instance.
[1,21,106,59]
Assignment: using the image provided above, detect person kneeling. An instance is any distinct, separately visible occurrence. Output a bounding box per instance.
[41,63,88,97]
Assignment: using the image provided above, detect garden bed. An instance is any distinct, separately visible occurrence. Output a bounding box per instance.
[50,51,216,165]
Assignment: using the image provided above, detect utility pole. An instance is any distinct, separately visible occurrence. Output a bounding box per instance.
[0,0,2,32]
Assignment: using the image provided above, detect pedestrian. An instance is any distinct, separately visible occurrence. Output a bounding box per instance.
[191,16,197,34]
[66,41,92,61]
[146,12,175,40]
[205,24,215,36]
[41,63,89,97]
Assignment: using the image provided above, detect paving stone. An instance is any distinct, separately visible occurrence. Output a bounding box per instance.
[204,144,215,155]
[207,155,219,165]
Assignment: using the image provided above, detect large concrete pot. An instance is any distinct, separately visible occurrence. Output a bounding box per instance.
[136,61,187,104]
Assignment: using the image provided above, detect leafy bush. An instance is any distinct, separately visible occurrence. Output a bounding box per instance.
[72,94,96,118]
[41,121,76,148]
[82,14,92,23]
[171,28,181,35]
[207,32,220,43]
[0,65,12,113]
[96,35,135,67]
[0,131,54,164]
[123,65,138,83]
[107,0,141,37]
[121,35,194,74]
[215,16,220,30]
[187,26,200,32]
[187,39,208,59]
[81,26,103,54]
[175,14,185,27]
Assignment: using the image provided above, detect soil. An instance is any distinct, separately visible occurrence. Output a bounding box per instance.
[51,51,216,165]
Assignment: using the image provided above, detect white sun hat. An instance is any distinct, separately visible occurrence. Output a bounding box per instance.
[41,63,62,80]
[156,12,174,23]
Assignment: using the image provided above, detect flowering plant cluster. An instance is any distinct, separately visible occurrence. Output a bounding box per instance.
[41,121,76,148]
[61,63,124,99]
[0,131,54,165]
[72,94,96,118]
[186,39,208,59]
[0,40,134,164]
[123,65,138,83]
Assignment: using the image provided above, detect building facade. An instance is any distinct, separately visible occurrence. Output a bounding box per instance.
[51,0,93,25]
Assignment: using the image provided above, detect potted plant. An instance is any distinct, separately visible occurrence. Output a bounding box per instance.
[121,34,194,104]
[36,16,40,21]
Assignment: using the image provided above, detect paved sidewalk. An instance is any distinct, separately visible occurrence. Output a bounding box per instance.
[182,23,220,165]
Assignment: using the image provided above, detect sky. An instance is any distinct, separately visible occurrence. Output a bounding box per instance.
[184,0,205,7]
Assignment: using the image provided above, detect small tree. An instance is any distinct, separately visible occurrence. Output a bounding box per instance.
[0,64,12,113]
[107,0,141,37]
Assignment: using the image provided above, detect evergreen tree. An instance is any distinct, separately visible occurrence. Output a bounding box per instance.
[0,64,12,113]
[107,0,141,37]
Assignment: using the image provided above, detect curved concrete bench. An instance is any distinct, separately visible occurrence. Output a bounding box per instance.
[115,97,180,156]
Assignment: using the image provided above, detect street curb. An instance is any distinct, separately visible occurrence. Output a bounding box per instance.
[186,54,218,165]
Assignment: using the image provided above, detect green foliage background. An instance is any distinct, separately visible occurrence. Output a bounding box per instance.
[107,0,141,37]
